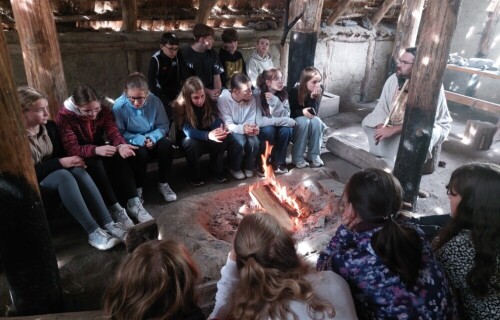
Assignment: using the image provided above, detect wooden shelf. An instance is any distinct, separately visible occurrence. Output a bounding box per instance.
[445,90,500,114]
[446,64,500,80]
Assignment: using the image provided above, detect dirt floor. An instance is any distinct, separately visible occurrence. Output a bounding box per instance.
[1,102,498,318]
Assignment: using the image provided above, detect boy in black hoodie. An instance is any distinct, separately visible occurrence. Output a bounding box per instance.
[218,28,247,89]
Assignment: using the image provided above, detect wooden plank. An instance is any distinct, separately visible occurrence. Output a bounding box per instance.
[11,0,67,118]
[250,185,294,230]
[445,91,500,114]
[392,0,425,60]
[370,0,398,27]
[446,64,500,80]
[326,0,354,26]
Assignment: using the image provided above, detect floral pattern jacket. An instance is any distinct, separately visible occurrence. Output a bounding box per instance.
[317,223,457,320]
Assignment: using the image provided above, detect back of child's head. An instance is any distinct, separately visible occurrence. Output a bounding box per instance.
[17,86,47,111]
[72,85,101,106]
[221,28,238,43]
[124,72,148,91]
[193,23,214,40]
[345,168,423,287]
[103,239,200,320]
[160,32,179,46]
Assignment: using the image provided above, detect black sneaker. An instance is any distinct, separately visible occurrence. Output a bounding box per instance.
[216,175,228,183]
[187,177,205,187]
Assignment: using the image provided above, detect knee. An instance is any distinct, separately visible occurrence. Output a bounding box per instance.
[259,126,276,141]
[156,137,173,151]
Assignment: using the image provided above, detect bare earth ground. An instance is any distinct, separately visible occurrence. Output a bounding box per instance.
[1,102,498,318]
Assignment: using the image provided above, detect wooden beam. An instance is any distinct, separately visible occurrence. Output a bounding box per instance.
[0,23,62,316]
[120,0,137,32]
[370,0,398,27]
[445,91,500,114]
[392,0,425,60]
[195,0,217,24]
[360,40,376,102]
[11,0,67,119]
[446,64,500,80]
[477,0,499,57]
[326,0,354,26]
[393,0,463,208]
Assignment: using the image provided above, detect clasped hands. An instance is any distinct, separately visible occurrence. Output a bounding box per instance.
[243,123,259,136]
[208,124,230,142]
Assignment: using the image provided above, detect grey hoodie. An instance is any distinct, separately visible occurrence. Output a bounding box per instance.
[246,50,274,87]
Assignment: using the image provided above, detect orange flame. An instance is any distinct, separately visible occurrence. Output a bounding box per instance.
[260,141,308,224]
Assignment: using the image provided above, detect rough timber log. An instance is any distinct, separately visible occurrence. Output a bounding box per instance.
[393,0,463,208]
[326,0,354,26]
[121,0,138,32]
[476,0,499,58]
[11,0,67,118]
[287,0,325,89]
[195,0,218,24]
[0,25,62,316]
[370,0,398,27]
[392,0,425,61]
[250,185,294,230]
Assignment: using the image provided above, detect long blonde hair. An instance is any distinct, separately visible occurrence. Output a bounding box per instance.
[298,67,322,107]
[103,240,200,320]
[173,76,215,129]
[227,213,335,320]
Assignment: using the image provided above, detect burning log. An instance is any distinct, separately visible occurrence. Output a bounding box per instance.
[250,184,295,230]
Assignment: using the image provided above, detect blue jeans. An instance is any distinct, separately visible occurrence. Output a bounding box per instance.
[258,126,293,166]
[292,116,326,163]
[40,167,112,234]
[227,133,259,171]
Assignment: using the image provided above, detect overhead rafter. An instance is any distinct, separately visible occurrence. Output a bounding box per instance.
[370,0,398,27]
[326,0,354,26]
[195,0,218,24]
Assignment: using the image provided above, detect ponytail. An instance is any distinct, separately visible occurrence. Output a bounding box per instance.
[372,216,422,287]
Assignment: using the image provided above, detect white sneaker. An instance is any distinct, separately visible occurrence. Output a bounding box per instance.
[88,228,120,250]
[110,207,135,229]
[137,187,144,203]
[229,169,245,180]
[244,169,254,178]
[127,202,154,223]
[104,222,128,241]
[310,157,324,167]
[158,182,177,202]
[294,160,310,169]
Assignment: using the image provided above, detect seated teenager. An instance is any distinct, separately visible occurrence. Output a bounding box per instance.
[19,86,126,250]
[113,72,177,203]
[288,67,327,168]
[103,239,204,320]
[210,213,357,320]
[56,85,152,226]
[433,163,500,319]
[173,76,229,186]
[317,168,456,319]
[255,67,295,175]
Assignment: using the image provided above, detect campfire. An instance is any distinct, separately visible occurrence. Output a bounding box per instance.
[243,142,312,230]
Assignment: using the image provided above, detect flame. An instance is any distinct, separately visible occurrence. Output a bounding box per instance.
[259,142,309,226]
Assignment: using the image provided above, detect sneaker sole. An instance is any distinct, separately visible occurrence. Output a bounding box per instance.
[89,238,121,250]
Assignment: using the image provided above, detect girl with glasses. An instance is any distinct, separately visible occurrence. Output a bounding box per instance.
[113,72,177,203]
[255,67,295,175]
[56,85,152,227]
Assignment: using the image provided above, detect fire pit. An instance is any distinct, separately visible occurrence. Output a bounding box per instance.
[156,166,344,284]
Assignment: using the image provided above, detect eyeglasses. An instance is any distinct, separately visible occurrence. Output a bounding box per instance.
[163,46,179,53]
[273,76,286,82]
[127,95,147,104]
[397,59,414,66]
[80,106,101,115]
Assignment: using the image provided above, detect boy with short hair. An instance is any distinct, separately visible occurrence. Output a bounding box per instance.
[219,28,247,89]
[148,32,189,120]
[182,23,224,103]
[246,36,274,87]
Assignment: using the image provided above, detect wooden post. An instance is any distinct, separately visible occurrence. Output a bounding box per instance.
[195,0,217,24]
[121,0,137,32]
[370,0,398,27]
[476,0,499,58]
[10,0,67,118]
[392,0,425,61]
[360,40,376,102]
[393,0,463,208]
[326,0,354,26]
[287,0,325,89]
[0,22,62,316]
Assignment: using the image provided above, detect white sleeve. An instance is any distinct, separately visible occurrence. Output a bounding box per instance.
[362,75,397,128]
[208,254,240,320]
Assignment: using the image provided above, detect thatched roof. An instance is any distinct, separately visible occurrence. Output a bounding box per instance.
[1,0,401,32]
